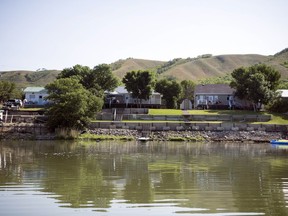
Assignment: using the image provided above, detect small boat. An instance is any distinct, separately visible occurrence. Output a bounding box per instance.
[270,139,288,145]
[137,137,150,142]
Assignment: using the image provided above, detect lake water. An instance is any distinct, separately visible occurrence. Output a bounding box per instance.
[1,140,288,216]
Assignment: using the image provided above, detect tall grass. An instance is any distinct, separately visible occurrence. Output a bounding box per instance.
[55,128,79,139]
[79,133,134,141]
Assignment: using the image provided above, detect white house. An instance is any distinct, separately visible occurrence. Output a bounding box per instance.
[105,86,161,108]
[23,87,49,106]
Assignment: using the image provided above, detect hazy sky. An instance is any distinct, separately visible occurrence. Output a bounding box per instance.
[0,0,287,71]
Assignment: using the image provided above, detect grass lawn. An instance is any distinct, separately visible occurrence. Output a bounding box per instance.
[148,109,288,125]
[189,110,267,115]
[20,108,44,111]
[0,107,44,112]
[148,109,183,115]
[260,112,288,125]
[149,108,268,115]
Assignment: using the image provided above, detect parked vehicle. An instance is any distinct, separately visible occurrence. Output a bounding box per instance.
[3,99,22,110]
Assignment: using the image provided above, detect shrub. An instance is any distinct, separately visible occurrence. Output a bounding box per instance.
[267,97,288,113]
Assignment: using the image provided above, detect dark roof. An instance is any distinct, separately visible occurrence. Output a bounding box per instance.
[195,84,234,95]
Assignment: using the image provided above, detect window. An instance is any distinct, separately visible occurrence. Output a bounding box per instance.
[29,95,35,99]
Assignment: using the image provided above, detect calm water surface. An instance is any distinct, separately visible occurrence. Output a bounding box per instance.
[1,140,288,216]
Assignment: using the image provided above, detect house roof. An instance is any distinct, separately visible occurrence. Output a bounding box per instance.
[195,84,234,95]
[107,86,160,95]
[24,87,47,93]
[105,86,129,95]
[277,89,288,98]
[114,86,129,94]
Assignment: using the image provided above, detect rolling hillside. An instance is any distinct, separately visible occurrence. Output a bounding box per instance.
[264,48,288,77]
[111,58,165,78]
[0,70,60,88]
[109,50,288,81]
[0,48,287,88]
[158,54,269,81]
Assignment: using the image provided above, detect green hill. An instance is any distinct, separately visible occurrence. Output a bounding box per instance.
[110,58,165,78]
[0,70,60,88]
[264,48,288,78]
[113,50,288,81]
[158,54,269,81]
[0,48,287,88]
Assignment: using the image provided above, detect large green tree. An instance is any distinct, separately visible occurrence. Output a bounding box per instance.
[230,64,281,111]
[0,81,22,102]
[122,70,155,107]
[93,64,119,91]
[155,79,181,109]
[57,64,90,81]
[45,64,118,132]
[57,64,119,97]
[45,78,103,131]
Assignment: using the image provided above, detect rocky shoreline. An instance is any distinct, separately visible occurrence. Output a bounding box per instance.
[0,123,284,142]
[88,128,283,143]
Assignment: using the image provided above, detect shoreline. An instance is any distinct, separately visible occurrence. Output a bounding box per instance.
[0,123,284,142]
[86,129,283,143]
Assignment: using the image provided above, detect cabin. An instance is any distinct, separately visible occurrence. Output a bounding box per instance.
[104,86,162,108]
[194,84,249,109]
[23,87,49,107]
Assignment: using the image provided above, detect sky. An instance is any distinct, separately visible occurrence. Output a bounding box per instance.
[0,0,287,71]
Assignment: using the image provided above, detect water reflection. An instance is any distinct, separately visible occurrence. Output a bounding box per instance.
[1,140,288,216]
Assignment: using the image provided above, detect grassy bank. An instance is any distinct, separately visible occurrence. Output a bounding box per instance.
[79,133,134,141]
[148,109,288,125]
[261,113,288,125]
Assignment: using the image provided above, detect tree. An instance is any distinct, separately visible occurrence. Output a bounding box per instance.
[0,81,22,102]
[180,80,196,102]
[230,64,281,111]
[278,79,288,89]
[266,94,288,113]
[57,64,91,83]
[83,64,119,96]
[57,64,119,97]
[45,64,118,132]
[45,78,103,131]
[122,70,156,107]
[155,79,181,109]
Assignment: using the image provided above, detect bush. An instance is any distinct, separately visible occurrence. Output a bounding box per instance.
[267,98,288,113]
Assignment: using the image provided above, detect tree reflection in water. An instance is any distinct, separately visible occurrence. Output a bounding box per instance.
[1,140,288,215]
